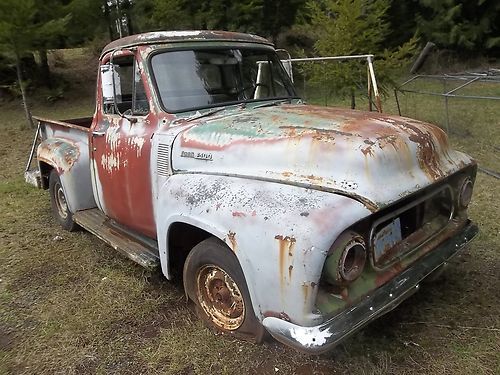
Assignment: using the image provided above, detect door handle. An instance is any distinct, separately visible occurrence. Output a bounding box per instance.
[92,130,106,137]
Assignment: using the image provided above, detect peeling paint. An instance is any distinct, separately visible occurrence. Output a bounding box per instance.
[227,231,237,252]
[37,138,80,173]
[172,105,473,212]
[290,327,333,347]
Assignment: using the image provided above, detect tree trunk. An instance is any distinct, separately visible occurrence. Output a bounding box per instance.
[38,49,52,88]
[15,52,35,129]
[116,0,123,38]
[104,0,114,40]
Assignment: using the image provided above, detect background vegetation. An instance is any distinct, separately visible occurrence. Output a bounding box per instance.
[0,0,499,98]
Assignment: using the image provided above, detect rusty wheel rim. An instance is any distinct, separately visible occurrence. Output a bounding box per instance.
[54,182,68,219]
[196,265,245,331]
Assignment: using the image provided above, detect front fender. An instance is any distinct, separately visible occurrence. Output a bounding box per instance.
[155,173,371,326]
[37,137,95,213]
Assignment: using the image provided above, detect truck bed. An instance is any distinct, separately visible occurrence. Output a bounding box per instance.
[25,116,93,188]
[34,116,93,131]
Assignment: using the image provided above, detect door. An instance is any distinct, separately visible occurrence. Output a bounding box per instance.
[91,52,157,238]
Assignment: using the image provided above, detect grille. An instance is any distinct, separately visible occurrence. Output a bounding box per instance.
[370,185,454,269]
[157,143,171,176]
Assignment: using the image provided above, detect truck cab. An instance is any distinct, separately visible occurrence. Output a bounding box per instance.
[25,31,478,354]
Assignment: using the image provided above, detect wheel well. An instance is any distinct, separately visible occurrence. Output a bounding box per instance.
[39,161,54,189]
[167,222,213,278]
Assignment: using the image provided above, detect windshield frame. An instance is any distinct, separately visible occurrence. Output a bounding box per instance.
[147,44,299,114]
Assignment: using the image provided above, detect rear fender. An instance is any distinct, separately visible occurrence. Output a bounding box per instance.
[37,137,96,213]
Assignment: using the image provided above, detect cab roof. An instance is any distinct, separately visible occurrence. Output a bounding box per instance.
[101,30,273,57]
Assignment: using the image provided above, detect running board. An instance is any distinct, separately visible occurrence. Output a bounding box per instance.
[73,209,160,270]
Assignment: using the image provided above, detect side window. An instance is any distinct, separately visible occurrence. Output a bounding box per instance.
[101,56,149,115]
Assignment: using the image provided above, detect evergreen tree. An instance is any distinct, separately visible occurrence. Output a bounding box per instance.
[417,0,500,54]
[0,0,69,128]
[261,0,306,42]
[297,0,418,102]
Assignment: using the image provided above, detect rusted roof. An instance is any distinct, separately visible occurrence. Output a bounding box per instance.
[101,30,272,56]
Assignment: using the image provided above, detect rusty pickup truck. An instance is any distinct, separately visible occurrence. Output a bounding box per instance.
[25,31,478,354]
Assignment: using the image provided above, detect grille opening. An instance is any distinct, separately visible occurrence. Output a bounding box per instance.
[371,186,453,268]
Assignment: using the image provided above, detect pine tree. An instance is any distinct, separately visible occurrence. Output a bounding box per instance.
[417,0,500,54]
[298,0,418,102]
[0,0,68,128]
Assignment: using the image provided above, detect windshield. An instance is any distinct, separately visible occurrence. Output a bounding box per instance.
[150,47,297,112]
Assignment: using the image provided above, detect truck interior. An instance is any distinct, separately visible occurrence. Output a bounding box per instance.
[150,48,295,112]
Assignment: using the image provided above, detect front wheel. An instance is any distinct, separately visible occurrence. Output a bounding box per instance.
[49,170,77,231]
[183,237,265,342]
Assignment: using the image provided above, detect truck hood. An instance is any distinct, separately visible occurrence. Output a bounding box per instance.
[170,104,473,211]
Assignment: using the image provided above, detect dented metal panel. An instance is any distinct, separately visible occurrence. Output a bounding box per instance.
[263,222,478,354]
[36,121,96,213]
[154,173,371,325]
[101,30,272,58]
[171,104,473,211]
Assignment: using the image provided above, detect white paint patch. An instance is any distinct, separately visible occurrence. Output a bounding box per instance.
[105,126,121,152]
[138,31,202,41]
[91,159,107,212]
[127,136,146,157]
[289,327,333,347]
[100,153,121,172]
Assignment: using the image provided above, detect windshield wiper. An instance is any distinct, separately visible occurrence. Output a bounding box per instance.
[184,106,228,122]
[252,99,292,109]
[171,107,228,124]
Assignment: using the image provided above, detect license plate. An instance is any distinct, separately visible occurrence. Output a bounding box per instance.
[374,217,402,262]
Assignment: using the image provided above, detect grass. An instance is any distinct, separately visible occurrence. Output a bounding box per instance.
[0,50,499,374]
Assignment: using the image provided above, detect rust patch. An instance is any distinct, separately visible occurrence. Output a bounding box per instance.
[280,125,352,141]
[232,211,246,218]
[101,30,271,59]
[38,138,80,173]
[400,122,444,181]
[263,311,291,321]
[227,231,237,252]
[302,283,309,302]
[375,262,404,287]
[340,287,349,302]
[275,235,296,284]
[361,144,374,156]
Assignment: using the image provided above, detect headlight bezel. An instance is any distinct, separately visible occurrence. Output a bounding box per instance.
[323,231,367,285]
[458,176,474,209]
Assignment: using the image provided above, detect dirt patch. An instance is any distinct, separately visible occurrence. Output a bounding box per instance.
[0,326,15,351]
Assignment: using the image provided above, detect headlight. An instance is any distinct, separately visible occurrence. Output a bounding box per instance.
[323,231,367,285]
[458,177,473,208]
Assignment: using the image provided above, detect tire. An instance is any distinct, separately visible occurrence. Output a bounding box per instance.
[49,170,77,231]
[183,237,265,343]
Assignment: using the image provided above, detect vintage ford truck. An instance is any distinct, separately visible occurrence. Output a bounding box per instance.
[25,31,478,354]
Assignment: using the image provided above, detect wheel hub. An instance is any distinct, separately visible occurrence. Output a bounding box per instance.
[196,265,245,331]
[54,182,68,219]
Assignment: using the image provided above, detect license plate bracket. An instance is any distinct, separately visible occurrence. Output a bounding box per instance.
[373,217,403,263]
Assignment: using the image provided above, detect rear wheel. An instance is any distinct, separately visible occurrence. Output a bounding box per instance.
[183,237,265,342]
[49,170,77,231]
